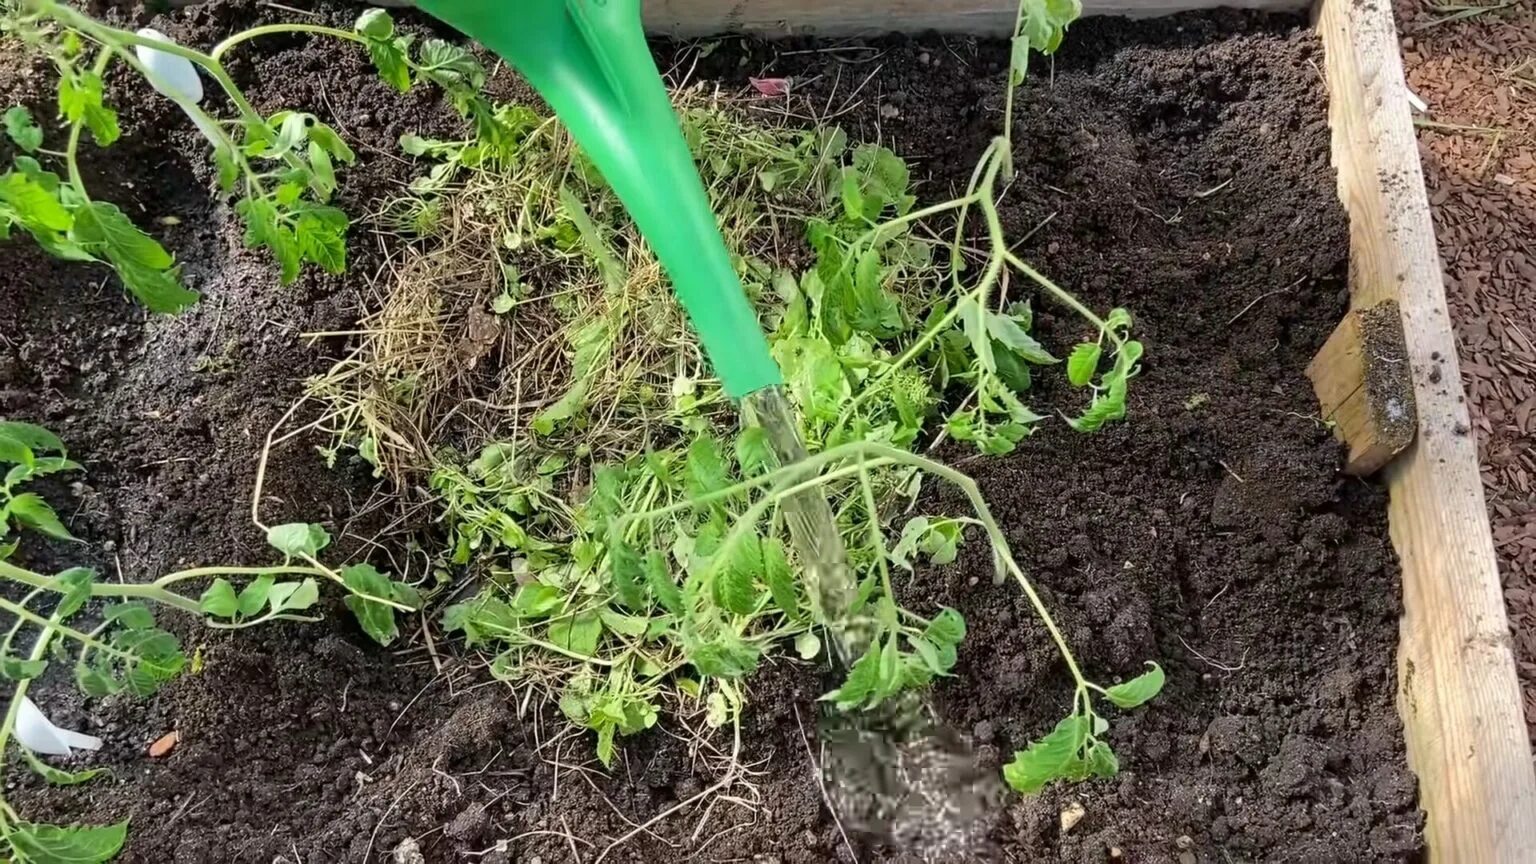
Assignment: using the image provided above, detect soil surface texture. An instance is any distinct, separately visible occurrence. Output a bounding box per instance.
[1394,0,1536,745]
[0,3,1421,862]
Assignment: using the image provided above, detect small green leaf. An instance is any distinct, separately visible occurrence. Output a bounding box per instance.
[512,582,565,618]
[644,550,684,616]
[295,206,347,274]
[734,426,774,476]
[57,72,119,146]
[355,8,394,38]
[7,492,73,540]
[689,637,760,679]
[4,105,43,152]
[547,611,602,656]
[1,657,48,680]
[365,35,412,92]
[265,522,331,558]
[1003,714,1090,794]
[1085,739,1119,778]
[0,421,65,455]
[19,748,109,786]
[213,146,239,192]
[270,578,319,614]
[9,820,127,863]
[1066,342,1102,387]
[924,607,967,646]
[237,575,275,617]
[55,567,94,617]
[199,578,238,618]
[104,601,154,630]
[1103,662,1165,709]
[341,563,401,645]
[760,537,799,620]
[712,533,762,616]
[71,201,196,313]
[986,310,1056,364]
[597,608,648,638]
[823,638,881,710]
[0,171,71,232]
[607,539,646,610]
[685,436,728,497]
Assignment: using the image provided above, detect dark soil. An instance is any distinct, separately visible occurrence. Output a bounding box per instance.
[0,2,1422,862]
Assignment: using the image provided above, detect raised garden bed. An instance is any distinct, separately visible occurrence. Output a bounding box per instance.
[0,0,1531,862]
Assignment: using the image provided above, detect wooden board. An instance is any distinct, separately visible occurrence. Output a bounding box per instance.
[1314,0,1536,858]
[643,0,1306,35]
[1306,301,1417,476]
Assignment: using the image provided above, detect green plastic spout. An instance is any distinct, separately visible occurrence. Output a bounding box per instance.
[414,0,782,400]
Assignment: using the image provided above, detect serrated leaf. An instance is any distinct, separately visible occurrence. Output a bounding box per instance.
[58,72,119,146]
[1003,714,1090,794]
[74,661,118,698]
[607,539,646,610]
[823,638,881,710]
[761,537,799,620]
[908,635,950,675]
[986,310,1056,364]
[1085,739,1119,778]
[712,532,762,616]
[199,578,238,618]
[20,748,109,786]
[4,105,42,152]
[1066,342,1102,387]
[213,145,239,192]
[104,601,154,630]
[71,201,196,313]
[417,39,485,91]
[511,582,564,618]
[0,421,64,455]
[236,197,300,284]
[597,608,647,638]
[295,208,346,274]
[9,820,127,863]
[0,171,70,232]
[735,426,774,476]
[924,607,967,646]
[644,550,684,615]
[1,657,48,680]
[7,492,73,540]
[53,566,93,617]
[265,522,331,558]
[341,563,400,645]
[365,35,412,92]
[685,436,728,497]
[1103,662,1165,709]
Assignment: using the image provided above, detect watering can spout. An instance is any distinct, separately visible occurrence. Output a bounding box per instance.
[414,0,783,400]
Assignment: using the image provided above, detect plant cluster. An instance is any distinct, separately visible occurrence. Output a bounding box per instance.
[0,420,421,859]
[368,0,1165,798]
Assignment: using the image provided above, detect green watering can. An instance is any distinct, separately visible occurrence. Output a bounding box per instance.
[414,0,780,402]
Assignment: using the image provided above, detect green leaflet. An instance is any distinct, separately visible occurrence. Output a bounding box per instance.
[1103,662,1165,709]
[9,820,128,864]
[4,106,42,152]
[57,72,119,146]
[1066,342,1102,387]
[72,201,196,312]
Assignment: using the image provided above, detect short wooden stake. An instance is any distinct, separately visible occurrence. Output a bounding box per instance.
[1305,300,1416,475]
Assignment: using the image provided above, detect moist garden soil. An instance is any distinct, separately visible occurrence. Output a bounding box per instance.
[0,2,1423,861]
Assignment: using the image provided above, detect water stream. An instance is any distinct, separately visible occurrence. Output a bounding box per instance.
[741,385,999,862]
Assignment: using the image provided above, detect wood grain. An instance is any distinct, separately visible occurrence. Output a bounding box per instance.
[642,0,1306,35]
[1316,0,1536,857]
[1306,302,1416,476]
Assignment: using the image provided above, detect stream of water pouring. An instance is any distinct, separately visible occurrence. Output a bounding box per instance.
[740,386,1000,862]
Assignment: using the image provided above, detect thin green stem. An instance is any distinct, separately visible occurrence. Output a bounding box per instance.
[0,603,65,787]
[0,596,128,660]
[855,455,897,629]
[1002,0,1031,147]
[210,24,362,62]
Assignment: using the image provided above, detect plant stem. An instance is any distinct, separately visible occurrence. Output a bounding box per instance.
[210,24,362,62]
[0,604,65,797]
[0,595,130,660]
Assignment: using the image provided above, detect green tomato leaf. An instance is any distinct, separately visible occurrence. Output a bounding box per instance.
[269,578,320,614]
[7,492,73,540]
[607,539,647,610]
[237,575,274,617]
[1066,342,1102,387]
[355,9,394,39]
[0,421,65,455]
[1,657,48,680]
[235,197,301,284]
[760,536,800,620]
[213,145,239,192]
[644,550,684,616]
[0,170,71,232]
[198,578,239,618]
[341,563,401,645]
[295,207,347,274]
[56,567,94,617]
[511,582,565,618]
[1103,662,1165,709]
[685,435,728,497]
[71,201,196,313]
[1085,739,1120,778]
[924,607,967,646]
[57,72,119,146]
[547,610,603,656]
[734,426,774,477]
[823,638,881,710]
[689,636,760,679]
[9,820,127,863]
[265,522,331,558]
[986,310,1056,364]
[4,105,43,152]
[19,748,110,786]
[1003,714,1091,794]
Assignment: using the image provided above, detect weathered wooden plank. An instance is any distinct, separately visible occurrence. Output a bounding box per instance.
[1315,0,1536,858]
[642,0,1307,36]
[1306,301,1416,475]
